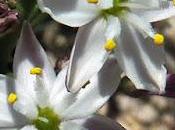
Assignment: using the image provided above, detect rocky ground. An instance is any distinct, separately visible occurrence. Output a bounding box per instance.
[99,93,175,130]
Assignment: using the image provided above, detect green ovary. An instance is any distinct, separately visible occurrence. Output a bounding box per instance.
[33,107,61,130]
[101,0,128,17]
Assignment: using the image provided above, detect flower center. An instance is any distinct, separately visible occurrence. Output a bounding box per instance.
[33,107,61,130]
[102,0,129,17]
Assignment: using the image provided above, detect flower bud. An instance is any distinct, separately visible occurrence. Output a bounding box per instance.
[0,1,18,33]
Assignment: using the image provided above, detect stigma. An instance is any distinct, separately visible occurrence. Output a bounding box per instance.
[153,33,164,46]
[104,39,117,51]
[87,0,98,4]
[8,93,17,104]
[30,67,43,75]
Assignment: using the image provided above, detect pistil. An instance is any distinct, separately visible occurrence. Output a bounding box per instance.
[33,107,61,130]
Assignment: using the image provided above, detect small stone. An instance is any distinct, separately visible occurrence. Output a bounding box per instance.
[55,35,67,48]
[116,94,143,112]
[117,114,144,130]
[131,104,158,124]
[151,123,169,130]
[150,96,169,110]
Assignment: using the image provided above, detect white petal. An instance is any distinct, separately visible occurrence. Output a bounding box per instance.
[50,66,68,100]
[13,22,56,105]
[128,0,160,9]
[60,115,125,130]
[116,22,167,93]
[13,91,38,119]
[60,121,87,130]
[142,7,175,22]
[2,128,19,130]
[37,0,99,27]
[3,128,19,130]
[33,76,50,108]
[98,0,113,9]
[62,58,122,119]
[127,0,171,10]
[127,0,175,22]
[66,18,109,93]
[125,0,173,17]
[123,12,154,37]
[0,75,27,128]
[119,2,156,10]
[105,16,121,39]
[20,125,37,130]
[50,66,76,115]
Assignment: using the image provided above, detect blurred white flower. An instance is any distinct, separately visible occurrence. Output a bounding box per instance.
[0,23,125,130]
[37,0,114,27]
[36,0,175,93]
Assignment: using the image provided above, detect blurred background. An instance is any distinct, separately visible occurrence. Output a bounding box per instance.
[1,0,175,130]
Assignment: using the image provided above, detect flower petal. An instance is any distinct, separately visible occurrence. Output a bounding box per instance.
[66,18,109,93]
[60,115,125,130]
[13,89,38,119]
[116,22,167,93]
[161,74,175,97]
[127,0,171,10]
[105,16,121,39]
[128,0,160,9]
[20,125,37,130]
[37,0,99,27]
[123,12,154,38]
[62,57,122,119]
[13,22,56,99]
[50,66,76,115]
[60,121,87,130]
[0,75,27,128]
[127,0,175,23]
[166,74,175,89]
[50,66,68,101]
[142,7,175,22]
[3,128,19,130]
[98,0,113,9]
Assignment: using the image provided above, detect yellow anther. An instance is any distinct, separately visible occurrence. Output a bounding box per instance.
[153,33,165,46]
[87,0,98,4]
[30,67,43,75]
[8,93,17,104]
[104,39,117,51]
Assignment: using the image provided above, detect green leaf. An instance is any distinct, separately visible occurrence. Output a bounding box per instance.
[0,31,20,73]
[16,0,37,19]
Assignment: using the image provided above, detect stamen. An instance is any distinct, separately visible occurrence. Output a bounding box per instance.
[173,0,175,6]
[153,33,165,46]
[8,93,17,104]
[104,39,117,51]
[87,0,98,4]
[30,67,43,75]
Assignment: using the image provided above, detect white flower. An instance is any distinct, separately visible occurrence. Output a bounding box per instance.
[36,0,175,93]
[37,0,114,27]
[0,23,124,130]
